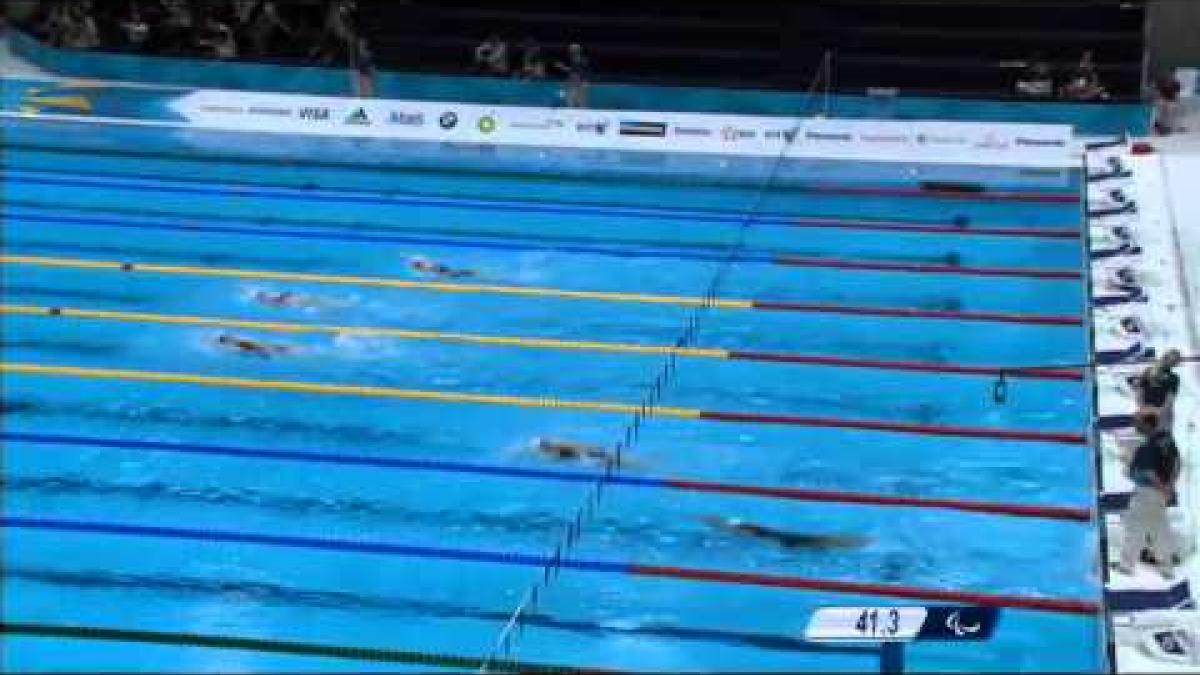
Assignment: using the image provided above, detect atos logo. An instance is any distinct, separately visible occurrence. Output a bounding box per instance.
[388,111,424,126]
[298,107,330,121]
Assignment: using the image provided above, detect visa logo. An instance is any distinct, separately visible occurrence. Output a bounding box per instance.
[298,107,330,121]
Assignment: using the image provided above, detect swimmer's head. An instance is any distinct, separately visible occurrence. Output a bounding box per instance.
[1161,349,1183,369]
[1120,316,1142,333]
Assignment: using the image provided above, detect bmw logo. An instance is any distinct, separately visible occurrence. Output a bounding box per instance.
[439,112,458,129]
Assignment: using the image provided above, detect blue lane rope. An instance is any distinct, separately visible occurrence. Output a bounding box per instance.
[4,171,815,229]
[0,431,670,489]
[1,516,629,574]
[3,211,777,265]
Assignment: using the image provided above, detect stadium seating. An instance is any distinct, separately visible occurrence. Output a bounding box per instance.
[359,0,1146,99]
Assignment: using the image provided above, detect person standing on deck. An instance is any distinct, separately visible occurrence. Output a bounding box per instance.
[1118,410,1182,579]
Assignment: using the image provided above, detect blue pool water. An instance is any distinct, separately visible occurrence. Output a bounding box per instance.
[1,117,1102,672]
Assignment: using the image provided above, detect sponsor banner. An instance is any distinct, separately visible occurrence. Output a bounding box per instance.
[719,126,756,142]
[2,78,1076,168]
[619,120,668,137]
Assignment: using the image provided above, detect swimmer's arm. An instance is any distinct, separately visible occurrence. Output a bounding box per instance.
[1131,371,1149,406]
[778,533,871,550]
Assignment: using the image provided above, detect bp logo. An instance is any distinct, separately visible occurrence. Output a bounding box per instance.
[439,112,458,129]
[477,115,498,133]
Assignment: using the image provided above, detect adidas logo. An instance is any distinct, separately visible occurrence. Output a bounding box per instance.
[345,107,371,126]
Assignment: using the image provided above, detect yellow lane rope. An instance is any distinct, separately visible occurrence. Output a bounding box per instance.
[0,304,729,359]
[0,255,754,310]
[0,362,703,419]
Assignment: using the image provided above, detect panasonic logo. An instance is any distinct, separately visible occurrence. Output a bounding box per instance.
[1015,137,1065,147]
[805,131,852,141]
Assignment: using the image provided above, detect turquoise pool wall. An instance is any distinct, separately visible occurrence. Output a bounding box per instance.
[9,30,1150,136]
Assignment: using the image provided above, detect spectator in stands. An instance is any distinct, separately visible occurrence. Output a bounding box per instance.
[1153,73,1186,136]
[351,36,375,98]
[311,0,358,65]
[473,34,509,76]
[56,0,100,51]
[232,0,258,25]
[196,14,237,59]
[1014,55,1054,98]
[117,1,152,52]
[156,0,196,55]
[516,38,547,80]
[1118,410,1181,579]
[1060,50,1109,101]
[241,0,295,58]
[555,43,590,108]
[37,0,73,47]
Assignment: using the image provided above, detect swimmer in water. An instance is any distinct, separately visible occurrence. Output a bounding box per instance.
[702,515,870,551]
[409,256,475,279]
[534,437,611,462]
[216,333,291,358]
[253,290,321,309]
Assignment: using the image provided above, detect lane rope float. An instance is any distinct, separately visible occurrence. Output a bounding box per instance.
[0,362,1088,444]
[2,432,1095,522]
[0,255,1084,325]
[1,303,1085,380]
[1,517,1102,615]
[5,209,1083,279]
[0,622,603,673]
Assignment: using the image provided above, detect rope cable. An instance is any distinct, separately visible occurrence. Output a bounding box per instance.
[478,51,835,671]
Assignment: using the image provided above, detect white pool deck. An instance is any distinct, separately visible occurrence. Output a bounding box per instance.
[1092,103,1200,672]
[4,31,1200,672]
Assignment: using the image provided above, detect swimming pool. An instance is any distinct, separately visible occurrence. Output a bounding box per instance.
[1,117,1103,672]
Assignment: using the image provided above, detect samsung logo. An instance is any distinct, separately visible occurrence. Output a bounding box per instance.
[249,106,291,117]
